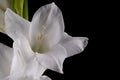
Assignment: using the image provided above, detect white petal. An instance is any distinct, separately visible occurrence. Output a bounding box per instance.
[6,75,36,80]
[0,43,13,79]
[60,33,88,57]
[0,0,9,11]
[0,9,5,33]
[10,36,33,74]
[10,36,46,79]
[41,76,51,80]
[5,75,51,80]
[5,8,30,41]
[29,2,64,53]
[36,44,67,73]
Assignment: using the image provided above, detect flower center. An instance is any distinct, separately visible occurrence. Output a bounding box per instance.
[31,33,47,53]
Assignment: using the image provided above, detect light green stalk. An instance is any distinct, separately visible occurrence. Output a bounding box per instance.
[23,0,28,20]
[9,0,28,20]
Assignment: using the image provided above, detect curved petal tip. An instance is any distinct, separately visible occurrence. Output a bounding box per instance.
[51,2,56,7]
[51,2,55,5]
[47,2,58,10]
[5,8,11,14]
[82,37,89,49]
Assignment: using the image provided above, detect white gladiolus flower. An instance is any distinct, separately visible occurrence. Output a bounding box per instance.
[0,2,88,80]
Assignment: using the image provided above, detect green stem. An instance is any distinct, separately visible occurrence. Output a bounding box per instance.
[23,0,28,20]
[9,0,28,20]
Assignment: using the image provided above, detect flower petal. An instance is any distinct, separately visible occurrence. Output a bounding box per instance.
[36,44,67,73]
[29,2,64,53]
[0,0,9,11]
[0,43,13,79]
[5,8,30,41]
[41,75,51,80]
[0,9,5,33]
[60,33,88,57]
[6,75,51,80]
[10,36,46,79]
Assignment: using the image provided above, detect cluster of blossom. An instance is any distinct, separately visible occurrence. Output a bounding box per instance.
[0,1,88,80]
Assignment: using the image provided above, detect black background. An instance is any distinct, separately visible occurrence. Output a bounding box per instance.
[0,0,101,80]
